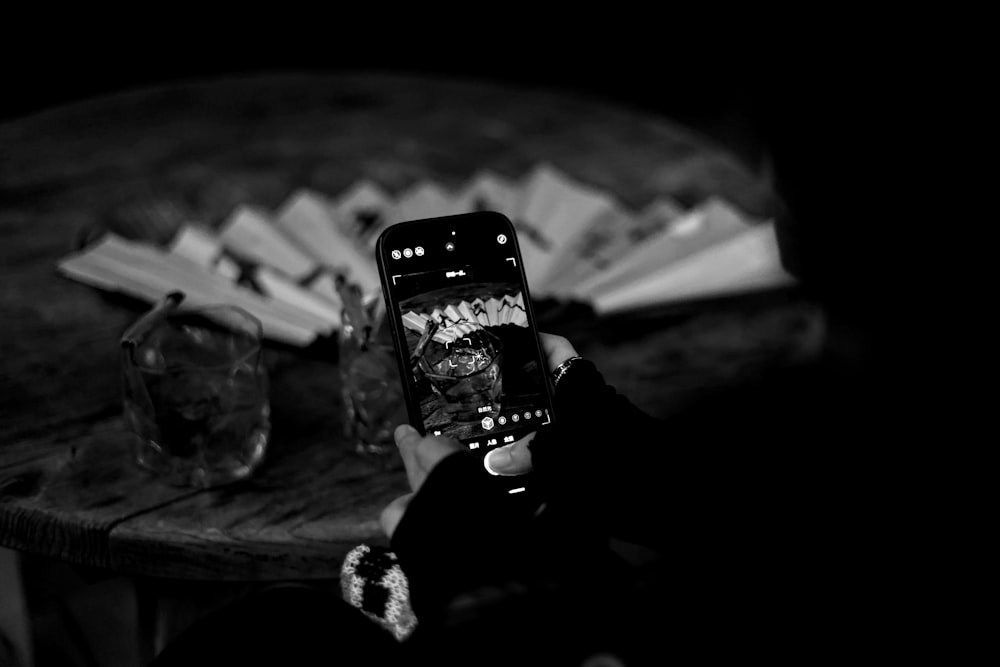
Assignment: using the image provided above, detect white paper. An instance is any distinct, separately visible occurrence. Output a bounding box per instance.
[573,198,753,301]
[170,220,343,329]
[168,225,241,280]
[402,311,430,334]
[541,205,634,297]
[513,164,618,290]
[457,300,477,323]
[544,197,687,297]
[592,223,794,314]
[329,180,396,248]
[512,229,552,294]
[254,267,343,328]
[471,298,489,327]
[57,236,320,345]
[453,170,523,217]
[275,189,380,296]
[485,297,500,326]
[444,304,464,325]
[217,205,317,280]
[99,235,330,333]
[389,181,461,225]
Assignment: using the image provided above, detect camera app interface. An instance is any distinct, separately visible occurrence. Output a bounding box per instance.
[385,223,552,450]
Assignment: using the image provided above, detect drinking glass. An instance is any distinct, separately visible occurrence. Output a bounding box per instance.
[417,329,503,423]
[121,293,270,487]
[339,310,406,456]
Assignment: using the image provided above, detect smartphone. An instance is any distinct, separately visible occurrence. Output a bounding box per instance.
[376,211,555,500]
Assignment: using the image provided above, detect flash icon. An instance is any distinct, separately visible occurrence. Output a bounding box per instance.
[497,234,507,244]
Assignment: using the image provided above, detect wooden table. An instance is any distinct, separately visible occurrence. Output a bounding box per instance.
[0,72,823,583]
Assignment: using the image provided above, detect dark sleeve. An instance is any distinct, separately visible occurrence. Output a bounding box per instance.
[389,450,613,627]
[528,359,840,553]
[528,359,674,548]
[389,451,536,622]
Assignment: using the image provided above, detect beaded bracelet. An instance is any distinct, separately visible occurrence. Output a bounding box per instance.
[552,355,584,387]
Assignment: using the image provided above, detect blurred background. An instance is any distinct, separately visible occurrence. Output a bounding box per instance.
[1,24,782,172]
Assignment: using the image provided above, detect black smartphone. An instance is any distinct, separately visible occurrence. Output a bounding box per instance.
[375,211,555,500]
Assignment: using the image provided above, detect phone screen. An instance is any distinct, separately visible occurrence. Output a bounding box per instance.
[377,212,554,488]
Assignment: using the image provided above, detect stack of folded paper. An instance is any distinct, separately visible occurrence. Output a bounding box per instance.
[57,163,792,346]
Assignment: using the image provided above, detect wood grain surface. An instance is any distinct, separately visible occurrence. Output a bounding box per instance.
[0,72,821,580]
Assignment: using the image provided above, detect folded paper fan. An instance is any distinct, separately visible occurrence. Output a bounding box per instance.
[330,180,396,249]
[471,298,489,327]
[169,223,343,327]
[56,163,790,345]
[499,293,528,326]
[514,164,620,291]
[168,225,242,281]
[274,189,381,297]
[217,205,317,281]
[389,181,462,225]
[58,235,323,346]
[591,223,795,314]
[401,293,528,344]
[540,204,635,297]
[571,197,756,301]
[543,197,686,297]
[454,170,523,218]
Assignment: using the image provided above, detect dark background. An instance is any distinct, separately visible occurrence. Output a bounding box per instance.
[0,25,780,166]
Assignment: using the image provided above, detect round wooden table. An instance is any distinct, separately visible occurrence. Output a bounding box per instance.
[0,72,822,582]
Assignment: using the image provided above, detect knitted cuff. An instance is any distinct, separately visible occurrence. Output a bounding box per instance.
[340,544,417,641]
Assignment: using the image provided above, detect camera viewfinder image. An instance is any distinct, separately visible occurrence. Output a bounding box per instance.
[399,280,547,442]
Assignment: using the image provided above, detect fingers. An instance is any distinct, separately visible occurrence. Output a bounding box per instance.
[484,431,536,476]
[384,425,465,539]
[539,333,579,372]
[380,493,413,539]
[394,424,423,489]
[393,424,463,492]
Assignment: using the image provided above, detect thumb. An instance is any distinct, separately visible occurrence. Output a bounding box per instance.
[380,493,413,539]
[484,432,535,476]
[394,423,423,450]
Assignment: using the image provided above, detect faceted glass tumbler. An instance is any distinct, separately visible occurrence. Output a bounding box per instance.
[122,303,270,487]
[339,325,406,456]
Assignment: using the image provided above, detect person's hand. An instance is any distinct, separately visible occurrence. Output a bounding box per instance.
[381,423,540,538]
[382,334,580,534]
[539,333,578,371]
[380,424,463,539]
[484,333,579,477]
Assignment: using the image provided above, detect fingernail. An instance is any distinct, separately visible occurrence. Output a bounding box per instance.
[484,447,510,476]
[394,424,417,441]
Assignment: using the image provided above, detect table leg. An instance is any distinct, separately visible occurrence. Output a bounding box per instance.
[133,580,161,665]
[0,548,33,667]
